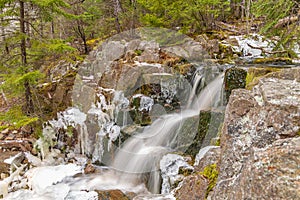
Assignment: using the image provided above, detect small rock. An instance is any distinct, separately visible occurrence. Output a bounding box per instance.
[5,134,15,140]
[84,163,96,174]
[1,128,9,134]
[175,175,208,200]
[1,172,8,179]
[95,189,131,200]
[21,125,32,134]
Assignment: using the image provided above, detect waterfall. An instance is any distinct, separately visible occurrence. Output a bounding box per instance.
[4,70,224,200]
[111,73,224,193]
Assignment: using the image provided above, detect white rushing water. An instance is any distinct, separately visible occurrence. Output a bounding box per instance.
[3,70,223,199]
[111,74,223,193]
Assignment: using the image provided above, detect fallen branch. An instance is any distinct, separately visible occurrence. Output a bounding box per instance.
[0,139,33,152]
[274,16,298,29]
[0,88,8,106]
[246,43,287,54]
[215,21,241,34]
[0,164,26,198]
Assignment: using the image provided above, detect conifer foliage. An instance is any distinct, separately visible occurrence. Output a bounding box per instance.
[0,0,299,130]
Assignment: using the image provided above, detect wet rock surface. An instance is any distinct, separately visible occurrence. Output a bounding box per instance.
[181,110,224,157]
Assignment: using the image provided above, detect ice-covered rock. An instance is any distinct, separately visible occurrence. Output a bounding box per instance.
[25,164,81,194]
[65,191,98,200]
[160,154,193,194]
[230,34,274,57]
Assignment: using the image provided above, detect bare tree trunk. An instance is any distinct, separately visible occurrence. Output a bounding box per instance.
[51,20,55,39]
[230,0,242,19]
[113,0,122,33]
[76,21,88,54]
[241,0,245,21]
[0,9,9,54]
[19,0,34,115]
[130,0,137,30]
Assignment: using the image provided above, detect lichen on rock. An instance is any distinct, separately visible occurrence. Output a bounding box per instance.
[211,67,300,200]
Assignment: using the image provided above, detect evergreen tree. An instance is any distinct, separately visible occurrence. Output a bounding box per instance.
[0,0,74,121]
[252,0,299,50]
[136,0,230,33]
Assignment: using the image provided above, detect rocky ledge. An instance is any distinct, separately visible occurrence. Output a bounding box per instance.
[175,67,300,200]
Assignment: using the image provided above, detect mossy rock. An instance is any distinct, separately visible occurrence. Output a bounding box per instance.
[179,166,193,176]
[224,67,247,104]
[246,67,282,90]
[253,57,292,65]
[129,95,152,126]
[182,110,224,158]
[217,43,234,60]
[200,163,219,198]
[173,63,193,76]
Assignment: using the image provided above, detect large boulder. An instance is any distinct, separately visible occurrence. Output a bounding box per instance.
[38,70,77,119]
[211,68,300,199]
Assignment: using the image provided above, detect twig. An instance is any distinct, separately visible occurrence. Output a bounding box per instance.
[274,15,298,29]
[214,21,241,34]
[246,43,287,54]
[0,88,8,106]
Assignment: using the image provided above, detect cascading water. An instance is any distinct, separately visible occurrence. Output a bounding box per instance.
[3,27,227,199]
[111,73,224,193]
[3,67,224,200]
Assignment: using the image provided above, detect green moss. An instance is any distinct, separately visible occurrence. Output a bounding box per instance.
[200,163,219,198]
[174,63,193,75]
[0,125,9,131]
[214,138,220,146]
[134,49,143,56]
[246,67,281,90]
[253,57,292,65]
[184,111,224,157]
[66,126,74,137]
[217,43,234,60]
[129,96,152,126]
[178,167,193,176]
[86,38,101,46]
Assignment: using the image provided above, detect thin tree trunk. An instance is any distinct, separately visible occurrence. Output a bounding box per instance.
[0,9,9,54]
[75,19,88,54]
[113,0,122,33]
[51,20,55,39]
[19,0,34,115]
